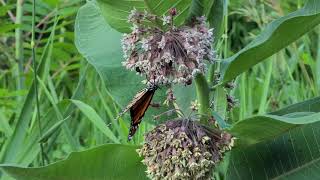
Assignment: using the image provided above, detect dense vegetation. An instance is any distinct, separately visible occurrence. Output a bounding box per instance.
[0,0,320,179]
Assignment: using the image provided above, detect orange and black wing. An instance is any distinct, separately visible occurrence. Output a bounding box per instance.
[128,88,155,140]
[115,89,148,120]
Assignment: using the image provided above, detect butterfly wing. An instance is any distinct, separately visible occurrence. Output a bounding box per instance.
[128,88,155,140]
[115,89,148,120]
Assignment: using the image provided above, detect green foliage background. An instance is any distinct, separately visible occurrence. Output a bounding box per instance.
[0,0,320,179]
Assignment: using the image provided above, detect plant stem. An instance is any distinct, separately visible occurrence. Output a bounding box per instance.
[194,73,211,125]
[208,63,215,85]
[15,0,25,92]
[32,0,45,166]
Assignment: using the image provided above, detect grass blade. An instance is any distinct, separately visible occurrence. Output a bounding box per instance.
[36,75,79,150]
[0,15,59,164]
[258,58,273,114]
[71,100,120,143]
[38,116,70,143]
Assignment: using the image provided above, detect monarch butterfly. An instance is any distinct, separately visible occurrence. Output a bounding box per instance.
[117,84,158,140]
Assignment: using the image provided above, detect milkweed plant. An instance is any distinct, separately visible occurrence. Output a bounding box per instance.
[122,8,235,180]
[1,1,320,180]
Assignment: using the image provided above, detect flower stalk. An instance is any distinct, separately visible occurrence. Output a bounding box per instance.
[194,73,211,125]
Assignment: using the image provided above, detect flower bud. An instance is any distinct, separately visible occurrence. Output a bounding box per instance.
[169,8,177,16]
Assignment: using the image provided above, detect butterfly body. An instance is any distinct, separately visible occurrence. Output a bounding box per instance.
[118,85,158,140]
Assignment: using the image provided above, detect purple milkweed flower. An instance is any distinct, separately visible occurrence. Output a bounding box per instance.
[122,9,215,86]
[137,119,235,180]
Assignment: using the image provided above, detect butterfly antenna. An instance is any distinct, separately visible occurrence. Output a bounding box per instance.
[114,114,122,121]
[114,107,130,121]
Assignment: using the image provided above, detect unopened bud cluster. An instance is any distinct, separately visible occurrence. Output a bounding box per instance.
[137,119,234,180]
[122,9,215,86]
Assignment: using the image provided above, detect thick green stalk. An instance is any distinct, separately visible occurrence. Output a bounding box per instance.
[15,0,24,91]
[194,73,211,125]
[208,63,215,85]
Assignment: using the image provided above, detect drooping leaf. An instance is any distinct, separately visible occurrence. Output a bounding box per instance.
[0,144,147,180]
[221,0,320,83]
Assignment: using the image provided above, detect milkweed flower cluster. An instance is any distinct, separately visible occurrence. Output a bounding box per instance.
[121,9,215,86]
[137,119,235,180]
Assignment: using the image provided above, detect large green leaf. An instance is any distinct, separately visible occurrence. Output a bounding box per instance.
[227,121,320,180]
[0,144,147,180]
[270,96,320,116]
[229,96,320,146]
[229,112,320,146]
[226,97,320,179]
[75,1,144,107]
[221,0,320,83]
